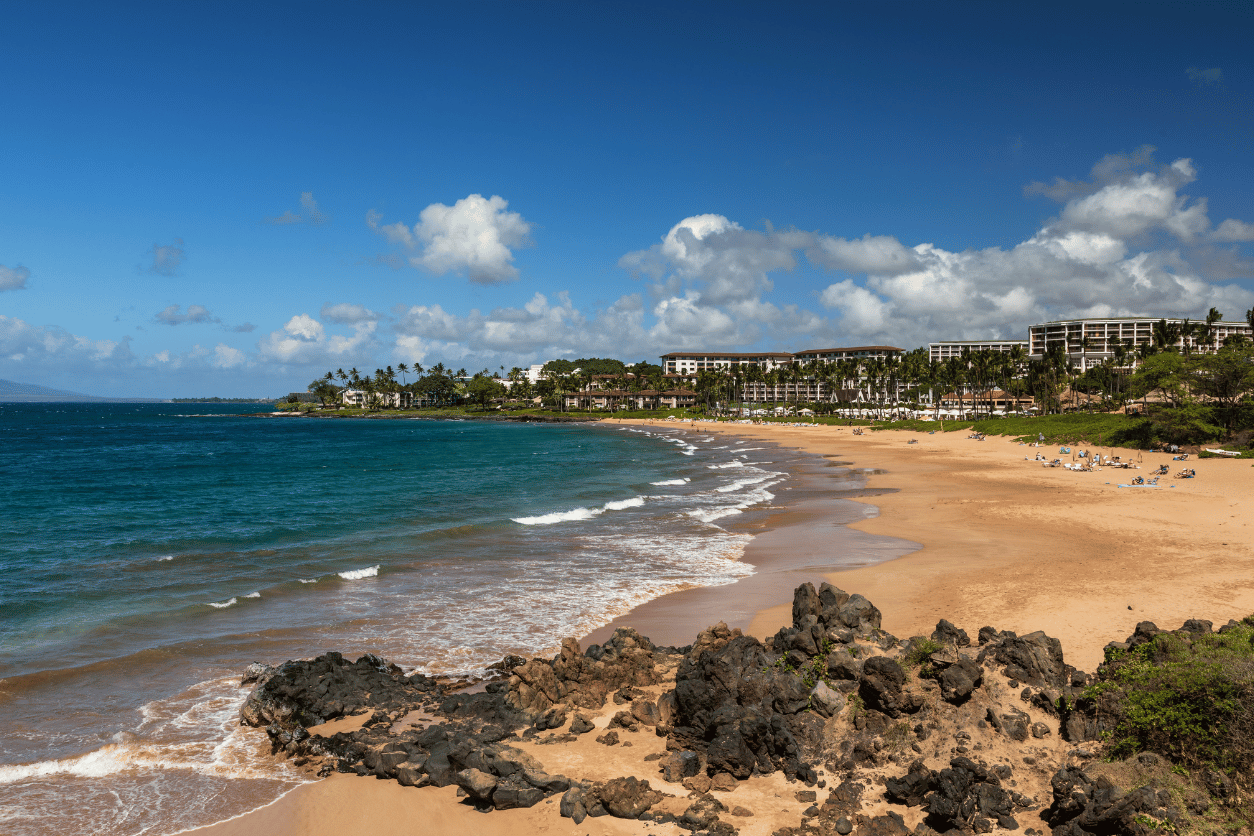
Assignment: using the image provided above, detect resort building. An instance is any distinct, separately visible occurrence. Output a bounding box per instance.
[928,340,1028,363]
[660,352,794,375]
[562,388,696,411]
[1028,317,1253,371]
[937,389,1034,415]
[792,346,904,364]
[661,346,910,405]
[341,388,413,409]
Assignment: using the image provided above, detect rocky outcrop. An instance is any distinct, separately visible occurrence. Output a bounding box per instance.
[668,622,818,782]
[504,629,660,719]
[235,581,1252,836]
[558,777,665,823]
[239,652,438,730]
[1045,753,1213,836]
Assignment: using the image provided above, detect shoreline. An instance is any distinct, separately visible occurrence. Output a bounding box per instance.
[583,430,918,648]
[187,417,1254,836]
[604,419,1254,672]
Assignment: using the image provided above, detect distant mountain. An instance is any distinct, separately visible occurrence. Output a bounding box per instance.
[0,378,166,403]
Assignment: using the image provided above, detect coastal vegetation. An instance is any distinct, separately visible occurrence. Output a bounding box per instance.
[274,314,1254,452]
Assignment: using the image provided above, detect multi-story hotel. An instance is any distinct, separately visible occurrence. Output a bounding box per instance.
[661,346,907,404]
[928,340,1028,363]
[660,346,903,375]
[792,346,904,364]
[659,352,795,375]
[1028,317,1253,371]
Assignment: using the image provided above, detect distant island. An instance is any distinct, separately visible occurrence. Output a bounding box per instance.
[0,378,165,403]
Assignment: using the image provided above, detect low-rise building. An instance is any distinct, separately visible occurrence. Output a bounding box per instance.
[341,388,413,409]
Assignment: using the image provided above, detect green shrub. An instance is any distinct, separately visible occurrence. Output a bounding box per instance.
[1086,623,1254,771]
[904,637,943,667]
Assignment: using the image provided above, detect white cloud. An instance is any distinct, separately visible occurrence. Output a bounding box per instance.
[155,304,219,326]
[212,344,246,368]
[368,194,532,284]
[815,152,1254,346]
[807,234,919,275]
[1,264,30,291]
[149,238,185,276]
[268,192,328,225]
[0,314,133,366]
[1213,219,1254,242]
[256,313,378,366]
[320,302,378,324]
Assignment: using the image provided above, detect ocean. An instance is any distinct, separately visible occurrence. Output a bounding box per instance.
[0,404,793,835]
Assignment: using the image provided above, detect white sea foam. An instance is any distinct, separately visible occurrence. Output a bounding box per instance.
[513,507,600,525]
[207,598,236,609]
[603,496,645,511]
[298,578,318,584]
[650,478,690,486]
[245,592,261,599]
[338,565,379,580]
[157,555,174,561]
[514,494,646,524]
[716,475,774,493]
[707,461,743,469]
[688,507,745,522]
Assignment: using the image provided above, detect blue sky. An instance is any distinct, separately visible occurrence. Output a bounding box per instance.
[2,1,1252,397]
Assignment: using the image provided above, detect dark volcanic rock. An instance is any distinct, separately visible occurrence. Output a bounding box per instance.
[922,757,1020,832]
[597,776,661,818]
[504,629,660,719]
[239,652,437,730]
[937,658,983,704]
[668,623,814,781]
[862,811,910,836]
[1044,755,1196,836]
[858,656,908,717]
[453,768,498,802]
[990,631,1070,688]
[885,759,937,806]
[931,619,971,647]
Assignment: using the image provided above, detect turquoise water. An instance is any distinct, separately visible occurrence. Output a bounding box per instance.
[0,404,785,835]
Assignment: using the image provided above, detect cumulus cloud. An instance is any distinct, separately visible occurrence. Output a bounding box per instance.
[231,322,256,333]
[268,192,328,225]
[148,238,185,276]
[320,302,378,324]
[368,194,532,284]
[213,344,246,368]
[1213,219,1254,242]
[257,313,379,366]
[155,304,219,326]
[393,291,657,367]
[807,234,919,275]
[0,314,134,367]
[815,151,1254,346]
[1,264,30,291]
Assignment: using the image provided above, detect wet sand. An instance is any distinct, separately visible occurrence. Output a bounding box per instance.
[187,418,1254,836]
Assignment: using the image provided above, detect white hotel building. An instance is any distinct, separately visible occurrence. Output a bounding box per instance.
[1028,316,1253,371]
[928,339,1028,363]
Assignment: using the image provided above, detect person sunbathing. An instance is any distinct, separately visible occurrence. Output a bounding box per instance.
[1132,476,1145,484]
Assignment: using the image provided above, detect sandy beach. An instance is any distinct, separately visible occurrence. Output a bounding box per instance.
[187,419,1254,836]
